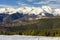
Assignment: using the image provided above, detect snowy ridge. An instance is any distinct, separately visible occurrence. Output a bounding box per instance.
[0,6,60,16]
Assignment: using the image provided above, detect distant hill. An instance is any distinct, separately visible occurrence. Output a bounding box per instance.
[0,17,60,36]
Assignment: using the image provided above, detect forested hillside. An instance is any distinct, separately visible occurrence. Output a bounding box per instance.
[0,17,60,36]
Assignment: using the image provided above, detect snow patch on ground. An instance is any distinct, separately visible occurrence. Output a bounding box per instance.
[0,35,60,40]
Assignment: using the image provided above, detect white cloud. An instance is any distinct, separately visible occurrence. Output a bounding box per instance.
[33,1,49,4]
[27,0,33,2]
[48,4,60,9]
[33,0,60,8]
[17,2,33,7]
[18,2,27,6]
[33,0,57,4]
[0,4,17,8]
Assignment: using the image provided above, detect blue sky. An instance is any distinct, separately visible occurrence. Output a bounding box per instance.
[0,0,60,8]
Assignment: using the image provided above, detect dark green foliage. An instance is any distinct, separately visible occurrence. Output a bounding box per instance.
[0,17,60,36]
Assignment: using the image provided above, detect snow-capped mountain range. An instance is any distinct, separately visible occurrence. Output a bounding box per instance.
[0,6,60,22]
[0,6,60,16]
[0,6,59,16]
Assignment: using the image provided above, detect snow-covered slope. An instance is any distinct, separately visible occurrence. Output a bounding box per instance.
[10,6,53,16]
[53,9,60,16]
[42,6,53,14]
[0,8,6,13]
[1,35,60,40]
[0,7,15,14]
[5,7,15,14]
[0,6,60,16]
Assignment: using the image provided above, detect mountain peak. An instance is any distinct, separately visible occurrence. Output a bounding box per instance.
[0,6,59,16]
[42,6,53,13]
